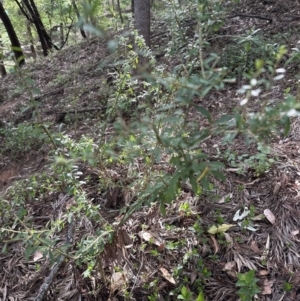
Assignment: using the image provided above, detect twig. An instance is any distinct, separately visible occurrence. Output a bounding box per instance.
[227,13,272,23]
[34,215,75,301]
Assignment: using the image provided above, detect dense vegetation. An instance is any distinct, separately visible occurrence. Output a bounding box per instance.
[1,0,300,300]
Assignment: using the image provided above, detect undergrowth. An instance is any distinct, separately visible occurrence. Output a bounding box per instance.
[1,0,300,300]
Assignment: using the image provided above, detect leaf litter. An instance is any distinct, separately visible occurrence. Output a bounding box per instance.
[1,0,300,300]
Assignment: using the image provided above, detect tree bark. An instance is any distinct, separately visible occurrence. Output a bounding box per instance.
[72,0,87,38]
[133,0,151,47]
[0,2,25,66]
[0,33,7,77]
[14,0,53,56]
[116,0,123,23]
[26,20,36,58]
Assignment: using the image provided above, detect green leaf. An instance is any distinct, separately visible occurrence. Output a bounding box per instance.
[208,161,225,169]
[245,270,255,283]
[215,115,234,124]
[48,250,54,263]
[255,59,264,70]
[283,282,293,292]
[2,243,8,254]
[195,105,212,123]
[210,170,225,181]
[208,224,235,234]
[196,291,205,301]
[189,175,198,193]
[160,201,166,216]
[25,245,37,261]
[164,174,180,203]
[181,286,188,296]
[283,117,290,136]
[17,207,27,220]
[201,176,209,190]
[39,237,56,247]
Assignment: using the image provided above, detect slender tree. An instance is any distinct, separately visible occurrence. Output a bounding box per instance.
[26,20,36,58]
[0,34,7,77]
[72,0,87,38]
[116,0,123,24]
[14,0,54,56]
[133,0,151,47]
[0,55,6,77]
[0,2,25,66]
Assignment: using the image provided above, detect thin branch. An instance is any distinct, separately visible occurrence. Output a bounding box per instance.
[227,13,272,23]
[34,215,75,301]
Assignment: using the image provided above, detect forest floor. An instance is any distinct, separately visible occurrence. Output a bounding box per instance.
[1,0,300,300]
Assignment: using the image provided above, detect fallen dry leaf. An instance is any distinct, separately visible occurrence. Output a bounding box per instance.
[224,261,236,271]
[218,193,232,204]
[33,250,43,261]
[190,271,197,285]
[157,243,165,252]
[110,272,126,294]
[224,233,234,247]
[250,241,261,254]
[210,235,219,254]
[159,267,176,284]
[138,231,164,246]
[251,214,265,221]
[261,235,270,261]
[226,270,237,279]
[264,209,276,225]
[261,278,272,295]
[259,270,269,276]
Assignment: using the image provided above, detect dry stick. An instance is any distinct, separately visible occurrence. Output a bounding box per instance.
[45,106,107,116]
[34,216,75,301]
[227,13,272,23]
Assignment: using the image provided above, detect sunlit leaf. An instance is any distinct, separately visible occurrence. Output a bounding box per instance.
[208,224,235,234]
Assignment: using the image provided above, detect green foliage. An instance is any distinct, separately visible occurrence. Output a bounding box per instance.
[283,281,293,292]
[221,30,280,77]
[178,286,193,300]
[0,123,47,157]
[223,142,275,176]
[3,0,300,299]
[236,270,260,301]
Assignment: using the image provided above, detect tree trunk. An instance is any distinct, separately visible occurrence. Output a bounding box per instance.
[29,0,52,55]
[133,0,151,47]
[72,0,87,38]
[14,0,53,56]
[59,23,64,47]
[0,58,7,77]
[0,34,7,77]
[131,0,134,16]
[26,20,36,58]
[0,2,25,66]
[116,0,123,23]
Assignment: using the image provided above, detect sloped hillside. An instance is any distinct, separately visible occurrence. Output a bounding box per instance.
[1,0,300,300]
